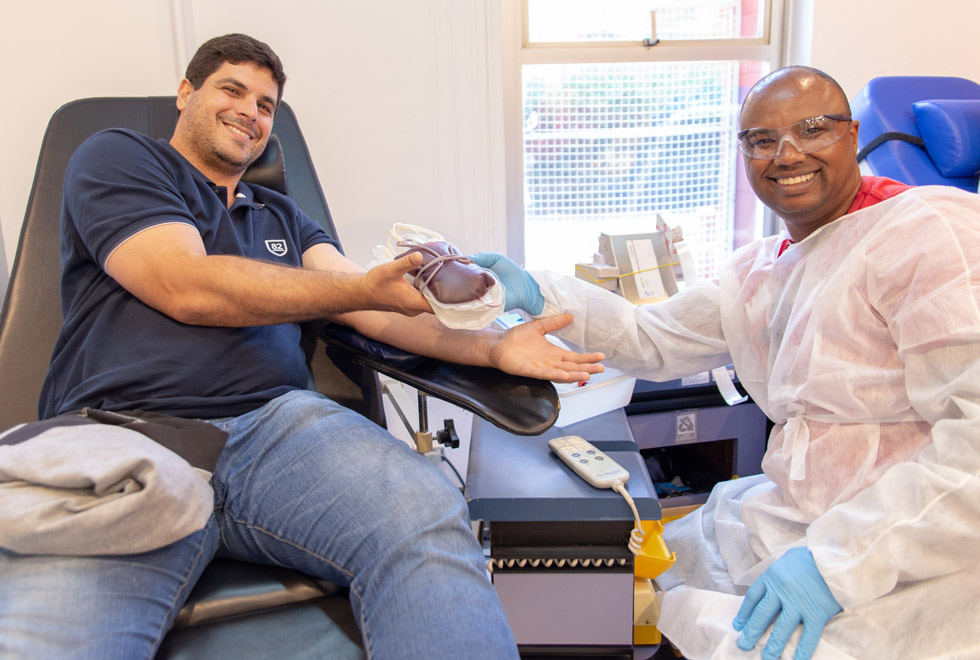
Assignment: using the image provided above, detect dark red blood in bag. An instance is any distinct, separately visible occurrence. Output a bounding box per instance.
[396,241,497,304]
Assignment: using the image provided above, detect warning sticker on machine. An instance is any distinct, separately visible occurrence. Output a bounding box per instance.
[675,411,698,444]
[681,371,710,386]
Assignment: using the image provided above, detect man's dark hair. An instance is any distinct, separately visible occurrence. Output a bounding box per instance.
[184,33,287,107]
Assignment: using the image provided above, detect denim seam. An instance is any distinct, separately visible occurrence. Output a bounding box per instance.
[223,512,357,581]
[352,585,374,660]
[223,513,376,658]
[149,521,215,657]
[226,509,371,660]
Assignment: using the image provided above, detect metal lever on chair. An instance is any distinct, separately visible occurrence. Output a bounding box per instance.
[435,419,459,449]
[412,394,460,452]
[382,384,457,455]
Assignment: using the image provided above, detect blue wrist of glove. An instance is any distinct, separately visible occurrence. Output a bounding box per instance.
[469,252,545,316]
[733,547,842,660]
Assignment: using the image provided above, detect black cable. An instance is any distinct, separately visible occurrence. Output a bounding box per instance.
[441,454,465,488]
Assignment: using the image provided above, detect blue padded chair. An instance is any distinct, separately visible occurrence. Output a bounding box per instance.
[0,96,560,659]
[852,76,980,192]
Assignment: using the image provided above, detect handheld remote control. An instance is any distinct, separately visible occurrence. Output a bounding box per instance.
[548,435,630,489]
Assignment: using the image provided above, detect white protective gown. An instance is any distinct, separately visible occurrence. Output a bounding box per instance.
[531,186,980,659]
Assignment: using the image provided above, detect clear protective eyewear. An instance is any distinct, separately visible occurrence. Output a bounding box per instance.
[737,114,852,160]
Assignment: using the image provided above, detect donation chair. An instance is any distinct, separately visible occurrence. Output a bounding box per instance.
[0,96,560,659]
[852,75,980,192]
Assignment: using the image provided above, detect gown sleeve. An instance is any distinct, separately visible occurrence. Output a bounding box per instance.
[529,270,732,381]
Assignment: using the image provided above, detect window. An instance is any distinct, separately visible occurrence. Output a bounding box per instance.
[507,0,785,281]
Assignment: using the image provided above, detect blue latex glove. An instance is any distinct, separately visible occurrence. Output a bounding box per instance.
[469,252,545,315]
[733,547,842,660]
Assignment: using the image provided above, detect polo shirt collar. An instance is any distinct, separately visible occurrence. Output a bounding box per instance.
[161,140,266,211]
[228,183,266,211]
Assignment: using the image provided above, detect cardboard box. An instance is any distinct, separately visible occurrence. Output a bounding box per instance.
[574,262,620,292]
[597,228,678,304]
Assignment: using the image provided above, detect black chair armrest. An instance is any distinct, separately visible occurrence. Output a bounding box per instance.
[319,324,559,436]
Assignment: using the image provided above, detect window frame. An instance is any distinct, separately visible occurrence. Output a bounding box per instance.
[501,0,789,264]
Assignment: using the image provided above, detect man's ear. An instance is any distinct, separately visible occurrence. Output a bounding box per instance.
[849,119,860,151]
[175,78,195,112]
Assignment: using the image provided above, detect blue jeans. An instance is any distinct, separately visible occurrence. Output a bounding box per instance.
[0,390,518,659]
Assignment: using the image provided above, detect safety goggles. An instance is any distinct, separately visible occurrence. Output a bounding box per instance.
[737,114,852,160]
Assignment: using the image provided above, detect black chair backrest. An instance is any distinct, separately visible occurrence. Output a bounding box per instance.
[0,97,384,431]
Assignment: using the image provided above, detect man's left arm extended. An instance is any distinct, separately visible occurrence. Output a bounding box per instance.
[303,243,605,384]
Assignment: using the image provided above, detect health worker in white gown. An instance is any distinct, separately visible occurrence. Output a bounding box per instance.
[474,66,980,660]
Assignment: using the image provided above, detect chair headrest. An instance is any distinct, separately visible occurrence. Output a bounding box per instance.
[913,99,980,178]
[241,134,287,194]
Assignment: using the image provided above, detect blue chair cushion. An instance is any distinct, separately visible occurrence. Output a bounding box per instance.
[852,76,980,191]
[913,99,980,177]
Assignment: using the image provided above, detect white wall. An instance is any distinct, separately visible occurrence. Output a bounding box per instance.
[2,1,180,293]
[1,0,505,291]
[4,0,980,293]
[807,0,980,100]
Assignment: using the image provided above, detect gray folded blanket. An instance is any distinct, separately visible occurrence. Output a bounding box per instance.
[0,420,215,555]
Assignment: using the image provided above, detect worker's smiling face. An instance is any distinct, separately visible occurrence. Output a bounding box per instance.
[171,61,278,187]
[739,71,863,241]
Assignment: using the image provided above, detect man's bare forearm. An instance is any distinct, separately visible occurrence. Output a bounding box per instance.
[338,309,497,367]
[337,309,607,385]
[156,254,382,326]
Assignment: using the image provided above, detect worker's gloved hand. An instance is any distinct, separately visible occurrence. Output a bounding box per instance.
[733,547,842,660]
[469,252,545,315]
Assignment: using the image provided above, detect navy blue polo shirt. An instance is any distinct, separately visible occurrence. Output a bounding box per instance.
[39,128,338,419]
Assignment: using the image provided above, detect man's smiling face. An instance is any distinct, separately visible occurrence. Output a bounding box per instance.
[739,71,863,241]
[171,60,278,189]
